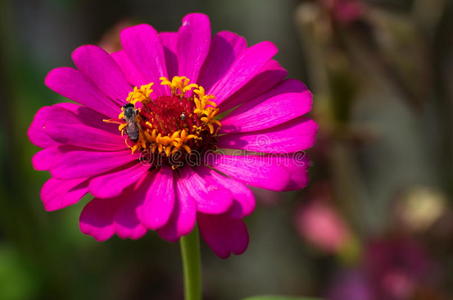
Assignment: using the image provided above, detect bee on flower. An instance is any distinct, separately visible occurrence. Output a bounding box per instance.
[28,13,317,258]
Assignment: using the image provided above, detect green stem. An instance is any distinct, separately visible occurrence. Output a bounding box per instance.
[180,227,202,300]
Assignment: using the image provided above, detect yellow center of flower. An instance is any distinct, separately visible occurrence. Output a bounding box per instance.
[106,76,221,168]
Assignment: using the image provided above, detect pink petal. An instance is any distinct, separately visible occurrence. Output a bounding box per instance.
[216,31,247,52]
[198,31,247,91]
[218,117,318,153]
[199,168,255,218]
[114,212,147,240]
[198,213,249,259]
[28,103,87,146]
[208,41,278,105]
[176,13,211,82]
[79,197,117,241]
[80,183,149,242]
[89,163,149,199]
[159,32,178,79]
[32,147,62,171]
[40,105,125,151]
[157,178,197,242]
[120,24,168,96]
[44,102,116,130]
[280,152,311,191]
[28,106,59,148]
[72,45,131,104]
[41,177,88,212]
[209,153,309,191]
[46,123,124,150]
[221,79,313,133]
[113,187,148,240]
[219,60,288,112]
[29,104,120,150]
[50,149,139,179]
[70,105,119,134]
[45,67,119,118]
[111,50,147,86]
[178,167,233,215]
[137,167,175,230]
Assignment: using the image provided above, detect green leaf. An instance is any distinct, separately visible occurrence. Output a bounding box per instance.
[243,296,321,300]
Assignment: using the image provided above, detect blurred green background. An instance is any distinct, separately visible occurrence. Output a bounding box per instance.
[0,0,452,299]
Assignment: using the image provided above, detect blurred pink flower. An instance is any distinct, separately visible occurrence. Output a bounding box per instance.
[365,237,434,300]
[320,0,365,24]
[28,13,317,258]
[327,236,436,300]
[295,186,350,252]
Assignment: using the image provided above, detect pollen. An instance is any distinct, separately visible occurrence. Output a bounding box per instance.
[127,82,154,104]
[106,76,221,168]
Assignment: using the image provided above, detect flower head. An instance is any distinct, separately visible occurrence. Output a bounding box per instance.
[28,13,317,258]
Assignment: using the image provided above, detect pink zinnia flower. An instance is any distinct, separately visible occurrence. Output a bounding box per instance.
[28,13,317,258]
